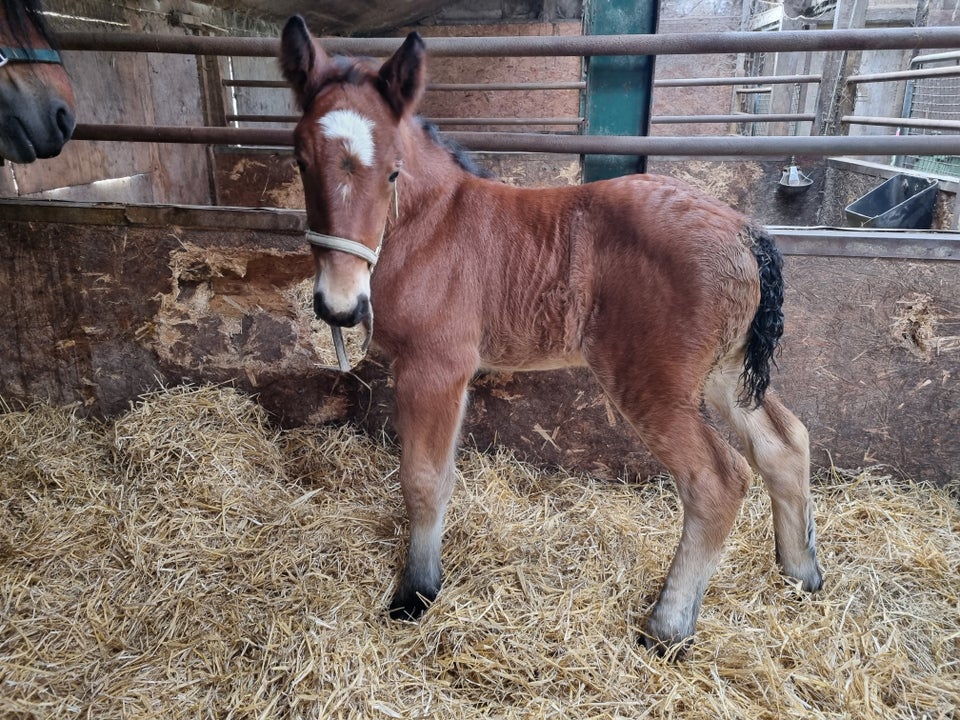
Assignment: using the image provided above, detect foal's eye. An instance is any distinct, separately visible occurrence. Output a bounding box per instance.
[388,170,400,183]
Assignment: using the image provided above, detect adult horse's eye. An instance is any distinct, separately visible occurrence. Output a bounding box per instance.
[388,170,400,183]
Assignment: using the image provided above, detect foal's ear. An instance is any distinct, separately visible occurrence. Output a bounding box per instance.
[377,32,427,117]
[279,15,328,109]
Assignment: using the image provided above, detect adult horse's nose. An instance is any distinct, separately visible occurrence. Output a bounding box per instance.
[33,99,75,158]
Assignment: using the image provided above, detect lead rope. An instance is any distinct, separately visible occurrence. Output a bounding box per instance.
[324,179,399,372]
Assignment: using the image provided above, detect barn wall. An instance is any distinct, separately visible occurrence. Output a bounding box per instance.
[1,200,956,486]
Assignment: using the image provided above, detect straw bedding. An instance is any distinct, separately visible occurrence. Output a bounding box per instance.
[1,385,957,719]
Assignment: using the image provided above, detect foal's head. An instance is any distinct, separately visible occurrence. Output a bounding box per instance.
[279,15,425,329]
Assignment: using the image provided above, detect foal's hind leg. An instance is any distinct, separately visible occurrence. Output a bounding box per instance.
[704,354,822,592]
[590,360,754,650]
[634,408,755,651]
[388,356,472,620]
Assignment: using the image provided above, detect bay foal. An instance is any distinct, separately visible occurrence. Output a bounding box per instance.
[279,16,822,652]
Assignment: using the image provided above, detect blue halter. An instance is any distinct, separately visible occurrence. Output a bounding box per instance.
[0,45,62,67]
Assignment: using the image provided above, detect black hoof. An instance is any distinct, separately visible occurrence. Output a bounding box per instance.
[642,633,692,660]
[388,587,437,621]
[802,569,824,593]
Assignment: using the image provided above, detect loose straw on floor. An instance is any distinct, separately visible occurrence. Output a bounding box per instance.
[1,385,957,719]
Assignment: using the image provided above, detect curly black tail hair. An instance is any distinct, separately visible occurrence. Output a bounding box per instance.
[739,227,784,408]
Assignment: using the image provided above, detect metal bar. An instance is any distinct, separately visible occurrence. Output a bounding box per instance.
[428,81,586,91]
[73,123,292,146]
[445,132,960,156]
[225,115,296,123]
[222,79,286,88]
[842,115,960,131]
[910,49,960,67]
[767,226,960,261]
[656,73,820,87]
[223,115,584,126]
[652,113,815,124]
[848,64,960,84]
[224,76,812,91]
[221,79,588,91]
[427,117,584,126]
[57,26,960,58]
[72,123,960,156]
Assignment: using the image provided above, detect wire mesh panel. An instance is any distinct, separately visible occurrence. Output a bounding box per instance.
[900,56,960,178]
[736,51,771,136]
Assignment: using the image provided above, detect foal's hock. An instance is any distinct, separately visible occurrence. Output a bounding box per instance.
[279,15,823,654]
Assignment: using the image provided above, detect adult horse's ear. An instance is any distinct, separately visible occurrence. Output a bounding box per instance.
[377,32,427,117]
[279,15,327,109]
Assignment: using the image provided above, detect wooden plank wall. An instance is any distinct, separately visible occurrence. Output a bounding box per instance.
[1,201,956,486]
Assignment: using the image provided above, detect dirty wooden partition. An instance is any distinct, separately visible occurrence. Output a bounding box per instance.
[1,200,956,485]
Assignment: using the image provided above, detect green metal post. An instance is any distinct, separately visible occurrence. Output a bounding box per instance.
[582,0,660,181]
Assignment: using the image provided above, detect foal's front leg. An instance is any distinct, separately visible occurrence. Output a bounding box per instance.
[389,358,472,620]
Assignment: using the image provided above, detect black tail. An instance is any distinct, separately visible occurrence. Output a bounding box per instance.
[739,227,784,408]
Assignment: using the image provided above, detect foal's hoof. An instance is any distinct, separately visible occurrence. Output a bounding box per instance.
[641,631,693,660]
[388,587,437,621]
[780,552,823,593]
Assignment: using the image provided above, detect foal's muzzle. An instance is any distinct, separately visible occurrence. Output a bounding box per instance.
[314,291,371,328]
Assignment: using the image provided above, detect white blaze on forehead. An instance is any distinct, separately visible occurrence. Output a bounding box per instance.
[318,109,376,167]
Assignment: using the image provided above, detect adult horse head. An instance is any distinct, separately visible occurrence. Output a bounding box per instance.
[0,0,75,163]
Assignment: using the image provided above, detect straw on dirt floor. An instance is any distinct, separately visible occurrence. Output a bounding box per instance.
[1,385,957,719]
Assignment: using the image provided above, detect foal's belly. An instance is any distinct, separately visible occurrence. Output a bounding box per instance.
[479,350,588,374]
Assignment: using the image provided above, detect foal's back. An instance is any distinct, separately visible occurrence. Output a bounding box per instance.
[465,172,758,375]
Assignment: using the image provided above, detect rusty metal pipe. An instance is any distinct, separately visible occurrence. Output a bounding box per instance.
[224,76,812,91]
[72,123,960,156]
[58,26,960,58]
[656,74,821,87]
[652,113,816,124]
[223,115,584,126]
[847,64,960,84]
[73,124,292,146]
[446,132,960,156]
[842,115,960,131]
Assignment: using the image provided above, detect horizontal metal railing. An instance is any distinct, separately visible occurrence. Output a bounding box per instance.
[70,124,960,157]
[60,25,960,157]
[57,26,960,57]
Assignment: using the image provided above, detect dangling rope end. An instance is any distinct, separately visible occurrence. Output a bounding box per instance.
[330,326,352,372]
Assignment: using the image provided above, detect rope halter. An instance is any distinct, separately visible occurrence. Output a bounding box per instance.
[305,231,381,266]
[304,179,398,265]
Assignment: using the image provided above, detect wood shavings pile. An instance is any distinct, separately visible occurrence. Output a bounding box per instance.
[1,386,957,718]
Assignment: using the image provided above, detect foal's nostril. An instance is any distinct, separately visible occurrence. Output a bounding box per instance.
[356,295,371,321]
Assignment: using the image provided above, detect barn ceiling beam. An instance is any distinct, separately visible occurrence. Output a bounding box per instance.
[57,26,960,58]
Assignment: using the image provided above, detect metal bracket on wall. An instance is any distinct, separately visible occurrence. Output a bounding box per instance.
[582,0,659,182]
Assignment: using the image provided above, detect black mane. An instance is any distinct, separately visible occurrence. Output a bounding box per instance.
[2,0,58,49]
[418,118,496,180]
